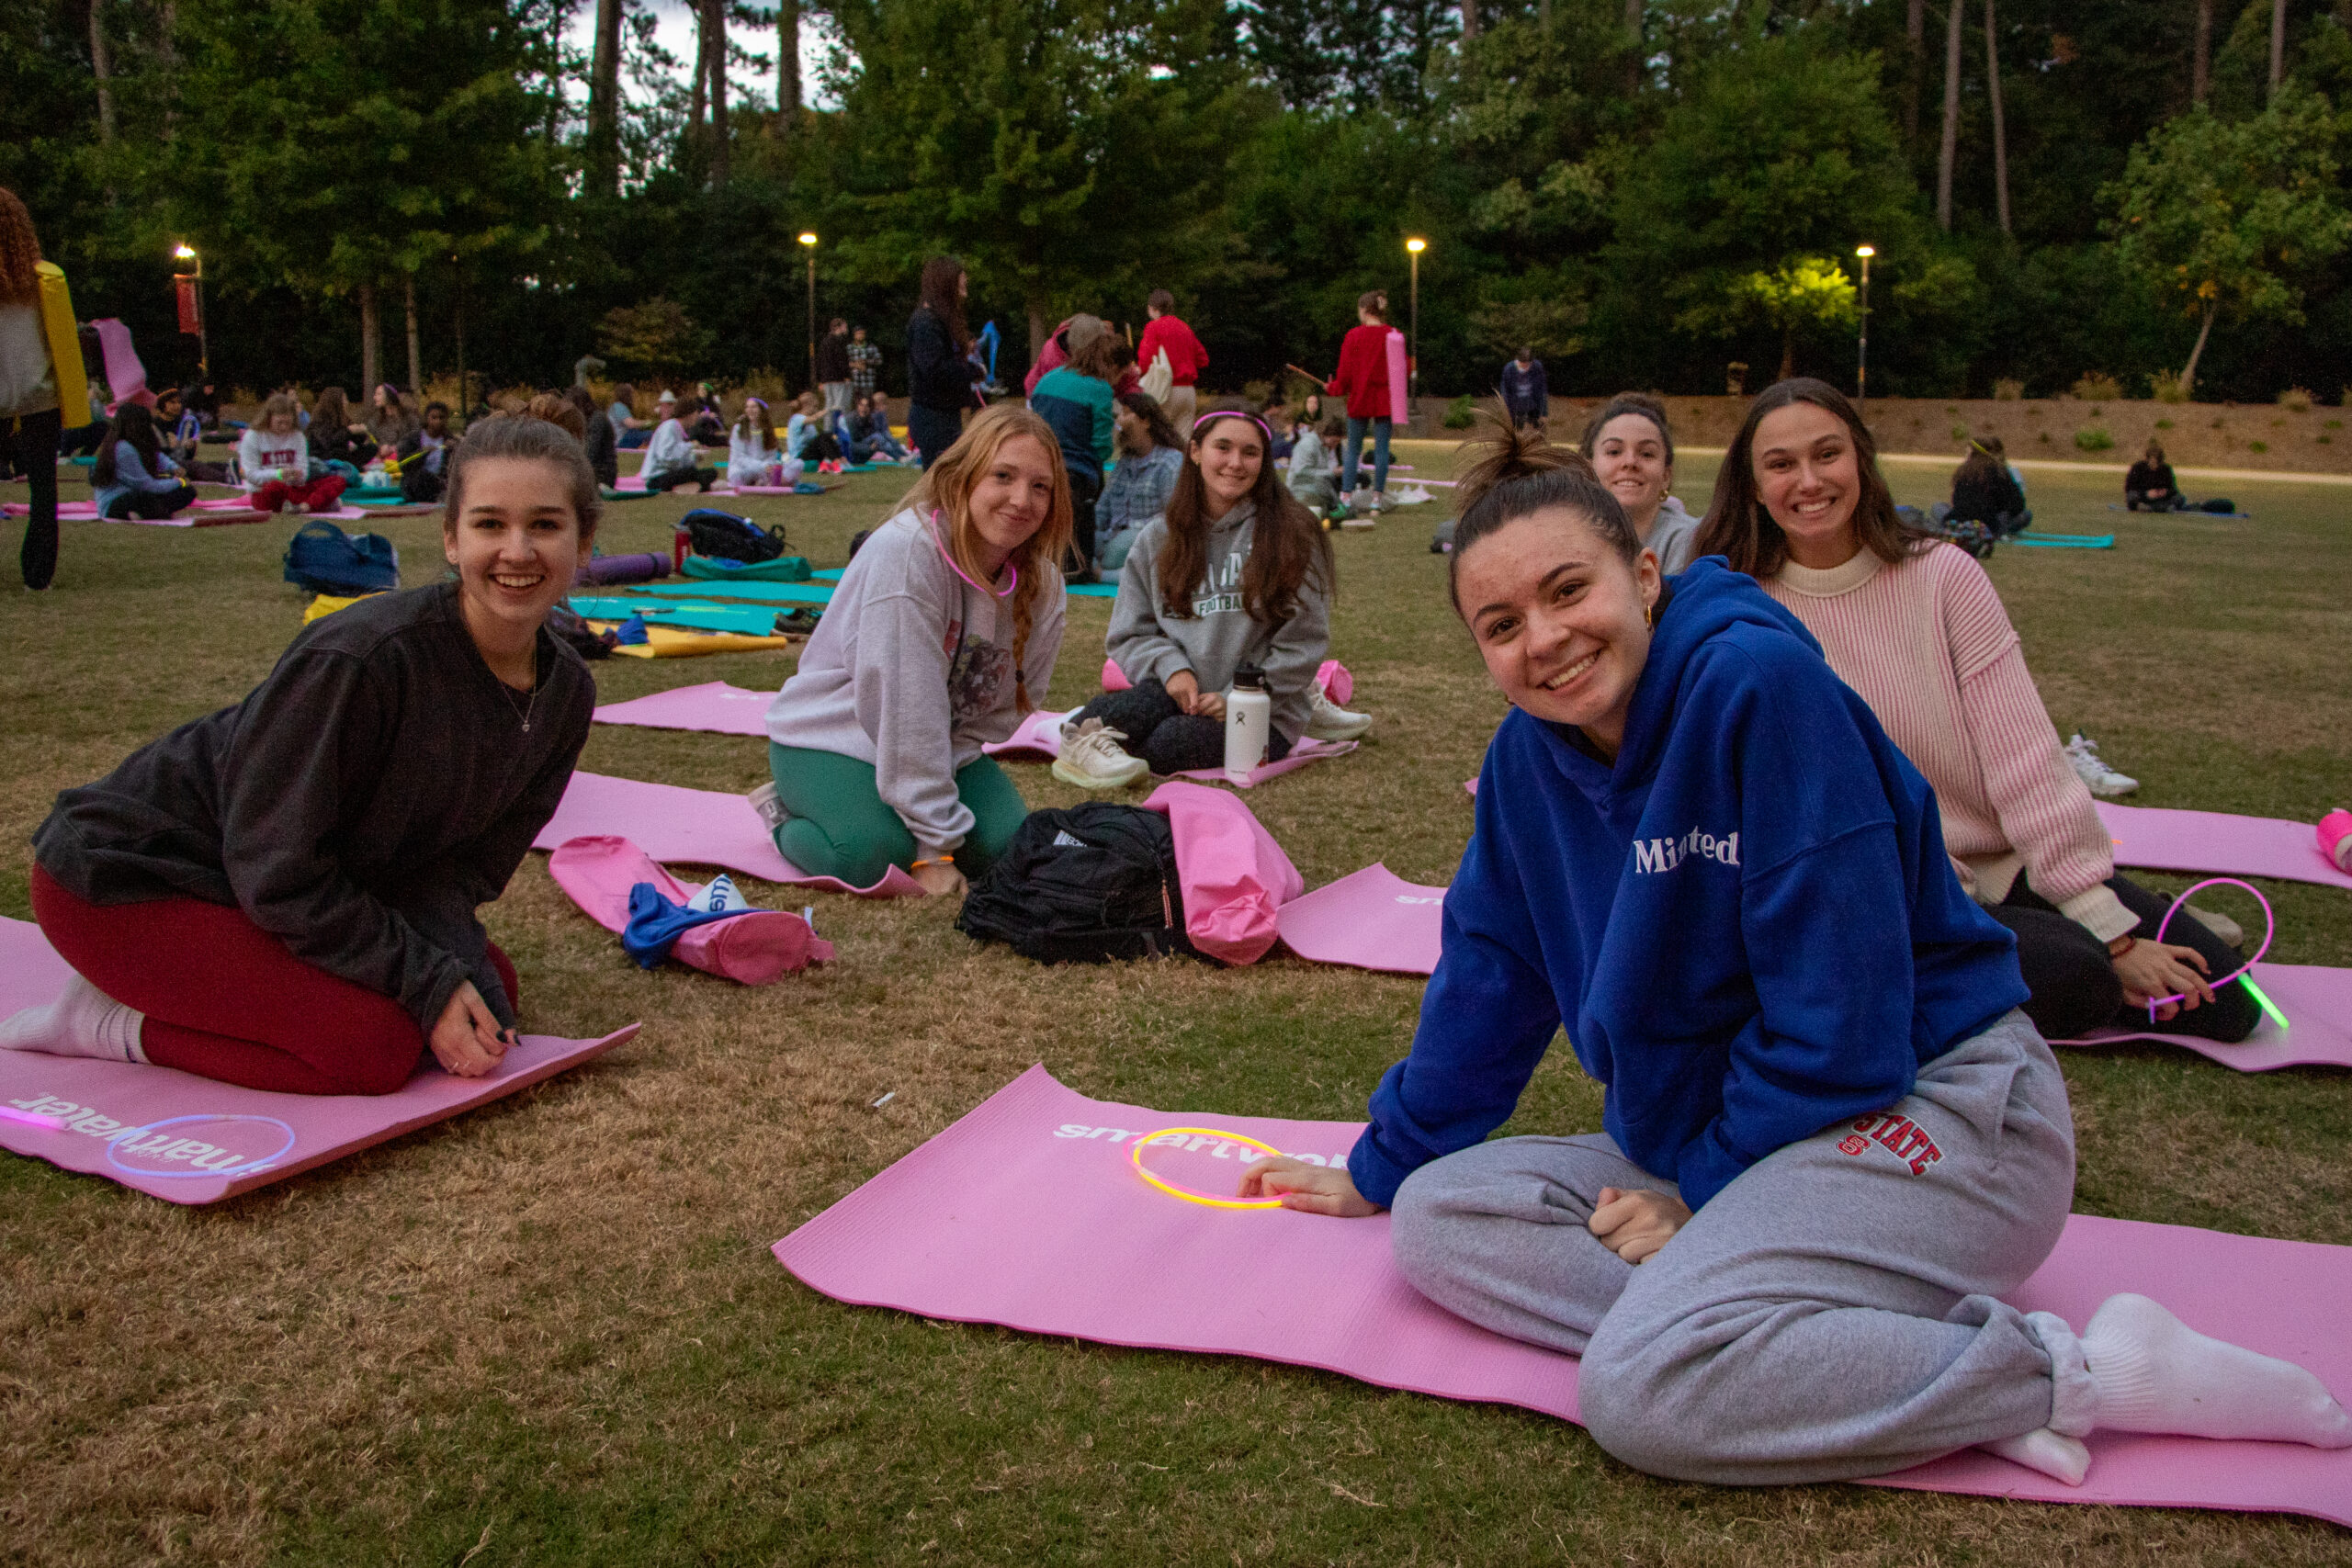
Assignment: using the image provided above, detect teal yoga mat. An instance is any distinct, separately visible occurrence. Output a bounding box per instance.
[1069,582,1119,597]
[2008,533,2115,549]
[569,597,788,636]
[623,581,836,605]
[730,568,1111,599]
[811,568,843,581]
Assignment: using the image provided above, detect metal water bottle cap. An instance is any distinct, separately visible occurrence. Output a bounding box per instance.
[1232,662,1268,693]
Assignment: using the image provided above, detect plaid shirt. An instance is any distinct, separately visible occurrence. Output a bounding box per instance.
[1096,444,1183,539]
[848,340,882,394]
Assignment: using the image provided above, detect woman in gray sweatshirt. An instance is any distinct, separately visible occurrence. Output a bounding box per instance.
[1056,410,1336,785]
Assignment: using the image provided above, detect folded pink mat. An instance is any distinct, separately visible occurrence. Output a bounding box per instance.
[2057,962,2352,1072]
[1275,863,1446,975]
[1143,782,1302,964]
[982,707,1356,787]
[774,1065,2352,1528]
[2096,803,2352,893]
[0,919,637,1204]
[594,681,771,737]
[547,834,834,983]
[531,771,924,896]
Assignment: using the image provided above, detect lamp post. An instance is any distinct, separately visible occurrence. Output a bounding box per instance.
[1405,236,1426,430]
[798,231,818,396]
[173,243,207,380]
[1853,244,1874,405]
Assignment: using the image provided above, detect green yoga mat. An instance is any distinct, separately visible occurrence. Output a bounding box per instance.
[569,597,789,636]
[623,581,835,605]
[683,554,813,583]
[2008,533,2116,549]
[345,484,405,502]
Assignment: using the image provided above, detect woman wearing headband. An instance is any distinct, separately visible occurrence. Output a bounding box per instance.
[755,403,1071,896]
[1054,408,1347,789]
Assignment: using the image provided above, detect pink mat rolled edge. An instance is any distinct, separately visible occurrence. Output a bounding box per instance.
[532,771,925,897]
[0,918,637,1204]
[594,681,772,737]
[2097,802,2352,893]
[772,1064,2352,1528]
[1,502,269,525]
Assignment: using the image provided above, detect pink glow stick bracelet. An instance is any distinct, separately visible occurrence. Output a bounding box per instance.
[2145,876,2274,1021]
[0,1107,68,1131]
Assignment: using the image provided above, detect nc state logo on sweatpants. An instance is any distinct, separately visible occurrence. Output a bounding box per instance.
[1839,1111,1943,1175]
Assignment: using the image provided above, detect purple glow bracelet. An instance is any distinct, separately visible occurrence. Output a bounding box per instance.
[2144,876,2274,1021]
[930,508,1015,599]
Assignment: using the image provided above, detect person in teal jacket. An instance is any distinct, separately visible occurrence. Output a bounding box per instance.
[1030,314,1118,580]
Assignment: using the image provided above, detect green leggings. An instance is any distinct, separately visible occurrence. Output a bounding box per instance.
[766,743,1029,887]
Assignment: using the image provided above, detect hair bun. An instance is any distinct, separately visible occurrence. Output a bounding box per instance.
[1453,401,1594,513]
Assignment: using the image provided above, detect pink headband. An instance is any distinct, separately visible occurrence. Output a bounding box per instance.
[1192,409,1272,445]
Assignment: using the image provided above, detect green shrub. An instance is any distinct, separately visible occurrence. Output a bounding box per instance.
[2075,427,2116,452]
[2071,372,2124,400]
[1443,394,1476,430]
[2155,418,2174,430]
[2279,387,2314,412]
[2150,369,2190,403]
[2249,440,2268,453]
[1993,378,2024,400]
[1950,423,1970,442]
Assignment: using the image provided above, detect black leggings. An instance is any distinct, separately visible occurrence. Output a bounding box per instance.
[645,465,719,494]
[1986,871,2258,1043]
[1071,677,1294,776]
[3,407,61,588]
[102,483,199,521]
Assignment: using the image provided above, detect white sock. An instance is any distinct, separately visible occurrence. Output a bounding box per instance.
[2084,1292,2352,1447]
[0,973,147,1065]
[1978,1427,2091,1486]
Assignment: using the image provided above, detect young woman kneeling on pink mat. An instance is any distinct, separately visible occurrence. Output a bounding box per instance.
[2,414,598,1095]
[1240,418,2348,1489]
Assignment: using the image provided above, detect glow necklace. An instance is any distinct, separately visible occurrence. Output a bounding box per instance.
[931,508,1015,599]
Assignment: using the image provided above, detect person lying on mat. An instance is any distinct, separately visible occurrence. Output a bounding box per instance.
[2,414,598,1095]
[1579,392,1699,574]
[1054,409,1359,790]
[754,401,1071,897]
[90,400,198,522]
[1692,378,2254,1044]
[1238,417,2352,1490]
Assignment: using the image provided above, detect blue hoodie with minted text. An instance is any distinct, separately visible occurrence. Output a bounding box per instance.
[1348,558,2028,1212]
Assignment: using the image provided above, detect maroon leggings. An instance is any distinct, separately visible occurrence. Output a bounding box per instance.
[29,863,517,1096]
[251,473,347,513]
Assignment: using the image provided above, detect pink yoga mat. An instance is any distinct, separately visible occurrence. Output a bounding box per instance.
[773,1065,2352,1528]
[2097,803,2352,893]
[1,502,268,525]
[531,772,925,896]
[2057,962,2352,1073]
[0,919,637,1205]
[594,681,771,737]
[1275,863,1445,975]
[980,707,1356,787]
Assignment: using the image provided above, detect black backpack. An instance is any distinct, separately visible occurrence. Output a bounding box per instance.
[682,507,788,564]
[956,805,1197,964]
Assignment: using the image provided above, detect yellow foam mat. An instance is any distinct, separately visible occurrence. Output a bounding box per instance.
[587,621,801,659]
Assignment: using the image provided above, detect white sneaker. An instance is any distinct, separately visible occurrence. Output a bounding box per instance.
[2064,732,2139,798]
[746,781,788,831]
[1306,687,1372,742]
[1051,719,1148,790]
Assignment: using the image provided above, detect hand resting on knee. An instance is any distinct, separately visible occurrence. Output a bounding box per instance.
[1588,1187,1691,1264]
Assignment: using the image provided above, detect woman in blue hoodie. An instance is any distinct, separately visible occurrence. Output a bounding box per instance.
[1241,420,2350,1489]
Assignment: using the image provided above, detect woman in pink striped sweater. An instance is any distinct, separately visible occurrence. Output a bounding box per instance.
[1694,379,2255,1045]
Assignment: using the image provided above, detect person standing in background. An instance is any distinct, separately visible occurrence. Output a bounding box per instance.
[848,326,882,402]
[1326,290,1396,518]
[0,186,68,589]
[818,319,854,413]
[1137,289,1208,430]
[907,256,988,470]
[1500,348,1548,431]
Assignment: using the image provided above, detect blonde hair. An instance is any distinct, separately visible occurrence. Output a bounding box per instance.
[260,391,301,431]
[891,403,1074,712]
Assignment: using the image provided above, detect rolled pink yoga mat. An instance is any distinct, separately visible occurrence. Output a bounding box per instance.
[775,1065,2352,1528]
[0,919,636,1204]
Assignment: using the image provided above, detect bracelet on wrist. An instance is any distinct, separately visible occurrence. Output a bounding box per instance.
[2108,933,2137,959]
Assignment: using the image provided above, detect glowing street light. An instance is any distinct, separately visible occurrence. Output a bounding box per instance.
[798,232,819,395]
[1854,244,1876,404]
[1405,237,1427,422]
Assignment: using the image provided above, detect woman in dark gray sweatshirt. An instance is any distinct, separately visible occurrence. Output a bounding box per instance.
[2,415,600,1095]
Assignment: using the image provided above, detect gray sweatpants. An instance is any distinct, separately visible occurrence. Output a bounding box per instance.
[1391,1010,2099,1484]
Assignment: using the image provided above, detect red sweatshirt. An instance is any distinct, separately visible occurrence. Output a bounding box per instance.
[1328,323,1392,420]
[1137,315,1208,387]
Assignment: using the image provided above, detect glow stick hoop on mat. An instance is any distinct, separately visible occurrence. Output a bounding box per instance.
[1130,1127,1286,1210]
[2147,877,2275,1022]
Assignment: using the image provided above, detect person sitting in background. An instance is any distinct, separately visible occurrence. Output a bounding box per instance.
[1286,413,1344,520]
[1948,435,2030,536]
[365,383,417,450]
[686,392,727,446]
[641,390,718,494]
[564,384,618,488]
[729,398,797,488]
[1030,314,1122,581]
[1500,348,1548,431]
[2125,442,2185,512]
[848,391,910,465]
[608,382,650,449]
[186,378,222,432]
[91,402,198,521]
[1582,393,1699,573]
[6,415,597,1096]
[397,401,458,503]
[1094,390,1184,573]
[786,390,842,467]
[241,392,345,513]
[305,386,373,476]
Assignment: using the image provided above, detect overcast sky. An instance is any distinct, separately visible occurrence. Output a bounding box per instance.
[561,0,841,109]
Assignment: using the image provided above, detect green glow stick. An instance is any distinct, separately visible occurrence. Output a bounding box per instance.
[2241,976,2290,1036]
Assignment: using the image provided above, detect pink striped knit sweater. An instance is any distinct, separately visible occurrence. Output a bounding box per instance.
[1764,543,2135,944]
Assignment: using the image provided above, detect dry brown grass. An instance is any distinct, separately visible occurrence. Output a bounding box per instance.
[1,445,2347,1564]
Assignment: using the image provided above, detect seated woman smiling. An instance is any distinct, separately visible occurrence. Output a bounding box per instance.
[4,415,598,1094]
[1240,417,2349,1490]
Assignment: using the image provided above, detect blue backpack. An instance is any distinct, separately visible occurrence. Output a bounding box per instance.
[283,520,401,593]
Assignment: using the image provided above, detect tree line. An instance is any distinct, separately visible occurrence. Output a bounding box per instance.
[6,0,2348,407]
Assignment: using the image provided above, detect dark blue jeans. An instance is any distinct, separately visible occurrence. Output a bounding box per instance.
[1341,415,1390,499]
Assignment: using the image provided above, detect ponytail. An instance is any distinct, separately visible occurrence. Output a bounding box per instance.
[1445,405,1634,615]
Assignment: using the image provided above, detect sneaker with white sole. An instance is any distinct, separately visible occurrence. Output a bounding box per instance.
[747,780,789,831]
[2064,732,2139,798]
[1052,719,1148,790]
[1306,688,1373,742]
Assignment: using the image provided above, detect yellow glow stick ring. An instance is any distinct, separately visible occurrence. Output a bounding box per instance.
[1129,1126,1287,1210]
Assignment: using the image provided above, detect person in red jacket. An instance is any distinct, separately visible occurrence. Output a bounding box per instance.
[1327,290,1395,519]
[1136,289,1208,429]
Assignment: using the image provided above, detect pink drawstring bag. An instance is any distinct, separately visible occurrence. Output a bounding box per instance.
[1142,782,1303,965]
[549,834,834,985]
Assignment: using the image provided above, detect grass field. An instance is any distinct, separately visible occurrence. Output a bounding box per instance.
[3,442,2348,1566]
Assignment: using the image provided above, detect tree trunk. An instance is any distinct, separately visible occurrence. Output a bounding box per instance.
[2270,0,2287,98]
[1459,0,1477,40]
[2193,0,2212,103]
[453,271,467,423]
[590,0,622,194]
[1905,0,1927,144]
[706,0,729,185]
[1936,0,1962,231]
[1029,304,1048,367]
[777,0,799,116]
[159,0,179,133]
[359,283,379,399]
[1623,0,1641,94]
[89,0,116,143]
[403,273,422,392]
[1984,0,2009,234]
[688,6,708,133]
[2180,303,2217,395]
